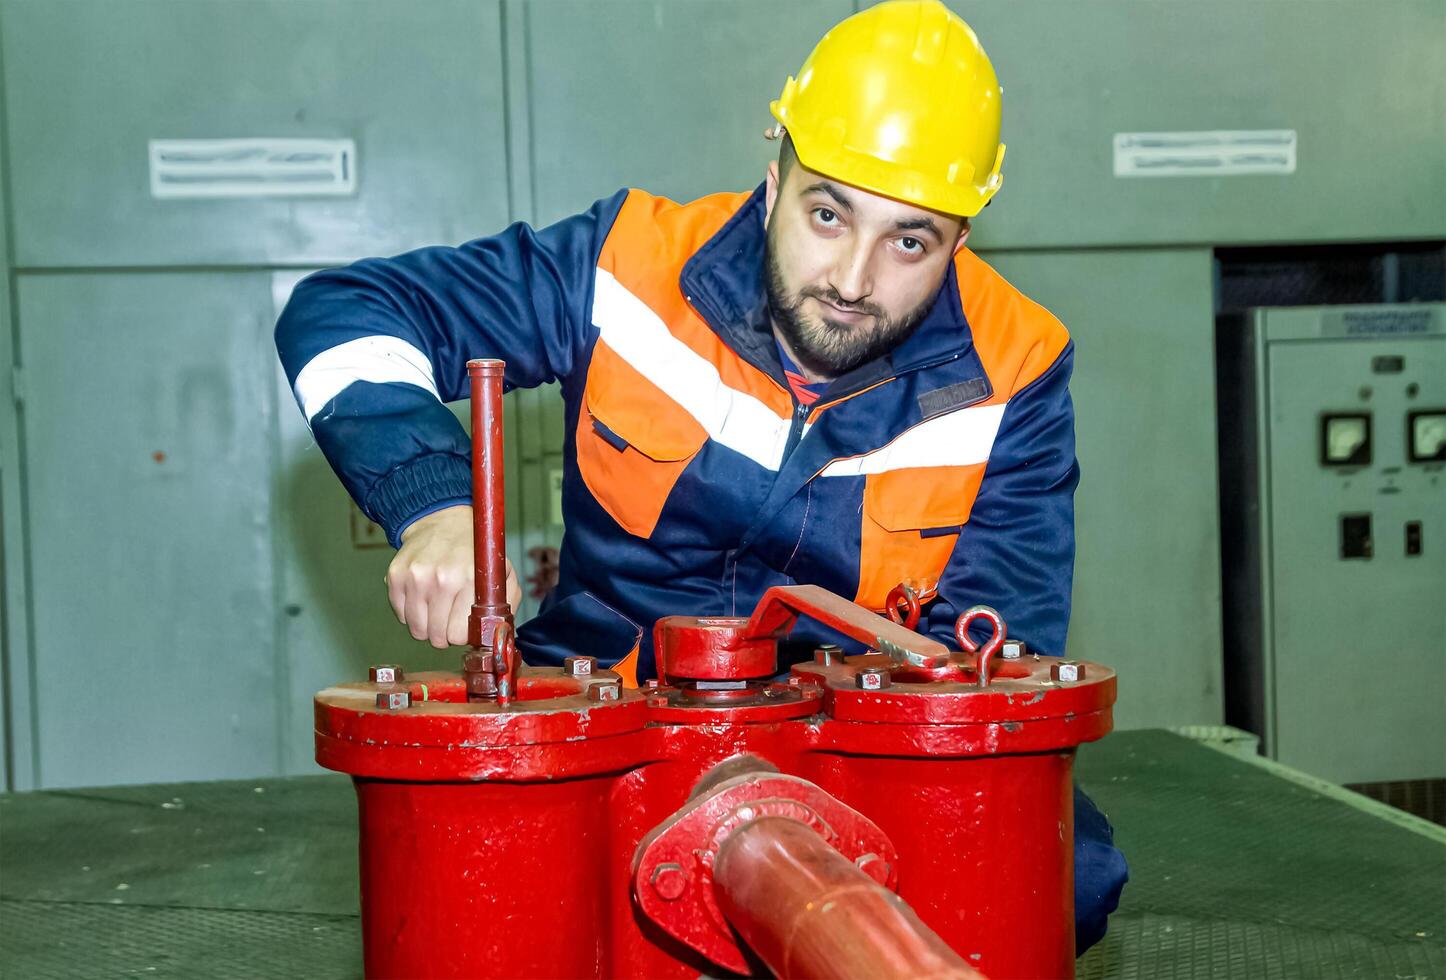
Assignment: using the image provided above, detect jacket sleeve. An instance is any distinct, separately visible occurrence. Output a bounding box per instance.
[921,342,1080,657]
[275,189,630,546]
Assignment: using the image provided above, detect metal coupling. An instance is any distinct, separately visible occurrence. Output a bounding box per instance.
[855,667,891,690]
[1050,660,1086,683]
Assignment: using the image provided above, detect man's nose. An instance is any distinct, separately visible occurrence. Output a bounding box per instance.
[829,242,873,305]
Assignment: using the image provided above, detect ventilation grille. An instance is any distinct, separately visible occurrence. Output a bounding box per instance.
[149,138,356,199]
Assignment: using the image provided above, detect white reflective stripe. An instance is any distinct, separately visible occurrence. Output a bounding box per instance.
[819,403,1006,476]
[592,268,801,470]
[293,335,440,422]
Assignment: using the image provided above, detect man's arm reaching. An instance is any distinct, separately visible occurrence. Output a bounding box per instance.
[274,190,629,646]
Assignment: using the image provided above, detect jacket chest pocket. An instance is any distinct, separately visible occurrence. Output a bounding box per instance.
[576,342,708,538]
[854,463,986,611]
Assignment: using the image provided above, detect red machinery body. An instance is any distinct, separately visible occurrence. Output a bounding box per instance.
[316,594,1114,979]
[317,360,1115,978]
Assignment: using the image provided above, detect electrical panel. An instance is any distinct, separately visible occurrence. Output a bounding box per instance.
[1219,304,1446,784]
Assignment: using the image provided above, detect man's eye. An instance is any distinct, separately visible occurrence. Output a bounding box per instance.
[814,208,839,225]
[898,237,923,254]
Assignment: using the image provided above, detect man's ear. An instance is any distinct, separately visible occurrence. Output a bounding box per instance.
[952,218,972,255]
[764,160,780,226]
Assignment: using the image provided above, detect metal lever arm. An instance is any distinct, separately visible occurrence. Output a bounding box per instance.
[742,585,952,669]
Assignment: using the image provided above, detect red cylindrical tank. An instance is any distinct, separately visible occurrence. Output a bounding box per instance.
[315,588,1114,979]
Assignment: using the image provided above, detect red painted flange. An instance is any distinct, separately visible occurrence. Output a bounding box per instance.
[631,771,898,975]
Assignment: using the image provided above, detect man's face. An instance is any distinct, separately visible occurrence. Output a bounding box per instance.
[763,152,968,380]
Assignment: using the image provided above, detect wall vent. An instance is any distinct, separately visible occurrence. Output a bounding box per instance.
[149,138,356,199]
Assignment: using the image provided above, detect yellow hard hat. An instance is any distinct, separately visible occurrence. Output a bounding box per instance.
[770,0,1005,217]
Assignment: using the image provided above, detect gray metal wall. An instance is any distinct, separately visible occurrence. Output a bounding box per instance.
[0,0,1441,787]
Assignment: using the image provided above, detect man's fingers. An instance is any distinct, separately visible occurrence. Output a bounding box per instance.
[506,558,522,611]
[386,565,408,625]
[426,575,461,649]
[445,588,471,647]
[403,580,430,642]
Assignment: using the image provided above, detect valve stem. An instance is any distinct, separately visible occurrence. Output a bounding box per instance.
[465,358,516,704]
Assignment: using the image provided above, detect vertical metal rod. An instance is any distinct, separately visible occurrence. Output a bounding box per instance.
[466,359,514,701]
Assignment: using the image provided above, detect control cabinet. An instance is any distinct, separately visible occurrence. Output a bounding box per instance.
[1218,304,1445,785]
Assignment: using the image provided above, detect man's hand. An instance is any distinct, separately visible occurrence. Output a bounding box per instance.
[386,505,522,649]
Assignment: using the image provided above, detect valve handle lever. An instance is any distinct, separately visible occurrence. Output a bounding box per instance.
[743,584,951,670]
[954,606,1006,688]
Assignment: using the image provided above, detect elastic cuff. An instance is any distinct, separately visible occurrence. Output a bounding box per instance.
[366,453,473,547]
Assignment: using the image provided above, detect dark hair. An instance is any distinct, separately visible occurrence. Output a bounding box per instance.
[778,133,798,182]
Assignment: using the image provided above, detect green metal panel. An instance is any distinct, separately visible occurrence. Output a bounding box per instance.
[954,0,1445,249]
[16,271,280,787]
[1256,306,1445,783]
[0,32,27,790]
[982,248,1224,730]
[524,0,853,225]
[1,0,510,267]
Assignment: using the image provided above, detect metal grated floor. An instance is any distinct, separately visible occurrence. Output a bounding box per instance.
[1,731,1441,979]
[0,899,360,980]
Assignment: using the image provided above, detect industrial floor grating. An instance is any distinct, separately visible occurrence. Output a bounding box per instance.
[2,730,1442,979]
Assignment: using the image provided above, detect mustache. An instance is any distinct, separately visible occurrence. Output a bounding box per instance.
[798,286,884,321]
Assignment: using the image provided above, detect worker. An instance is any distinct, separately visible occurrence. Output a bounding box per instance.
[276,0,1127,953]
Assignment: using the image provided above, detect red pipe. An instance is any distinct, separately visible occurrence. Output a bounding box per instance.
[466,359,515,701]
[712,817,987,980]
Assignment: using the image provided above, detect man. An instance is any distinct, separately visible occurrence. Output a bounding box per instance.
[276,0,1126,952]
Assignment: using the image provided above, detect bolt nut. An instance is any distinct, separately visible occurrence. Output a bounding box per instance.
[644,678,662,690]
[650,863,687,901]
[855,668,891,691]
[1050,660,1085,683]
[462,651,495,674]
[587,681,621,702]
[375,691,411,710]
[813,644,843,666]
[564,656,596,677]
[646,693,670,708]
[368,664,404,684]
[787,676,802,688]
[1000,639,1026,660]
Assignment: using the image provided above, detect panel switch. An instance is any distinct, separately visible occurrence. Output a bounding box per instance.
[1405,521,1423,557]
[1340,513,1372,560]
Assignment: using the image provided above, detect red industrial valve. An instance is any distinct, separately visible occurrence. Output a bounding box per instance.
[313,360,1116,979]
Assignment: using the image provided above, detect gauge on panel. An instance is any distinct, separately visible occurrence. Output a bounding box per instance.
[1319,413,1372,467]
[1407,410,1446,463]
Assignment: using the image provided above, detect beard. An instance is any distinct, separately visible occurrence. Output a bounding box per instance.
[764,240,934,379]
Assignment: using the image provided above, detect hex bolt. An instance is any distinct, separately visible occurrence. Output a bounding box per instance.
[462,651,496,674]
[564,656,596,677]
[1000,639,1026,660]
[855,668,891,691]
[1050,660,1086,683]
[587,681,621,702]
[368,664,404,684]
[855,852,892,886]
[375,691,411,710]
[813,643,843,666]
[650,862,687,901]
